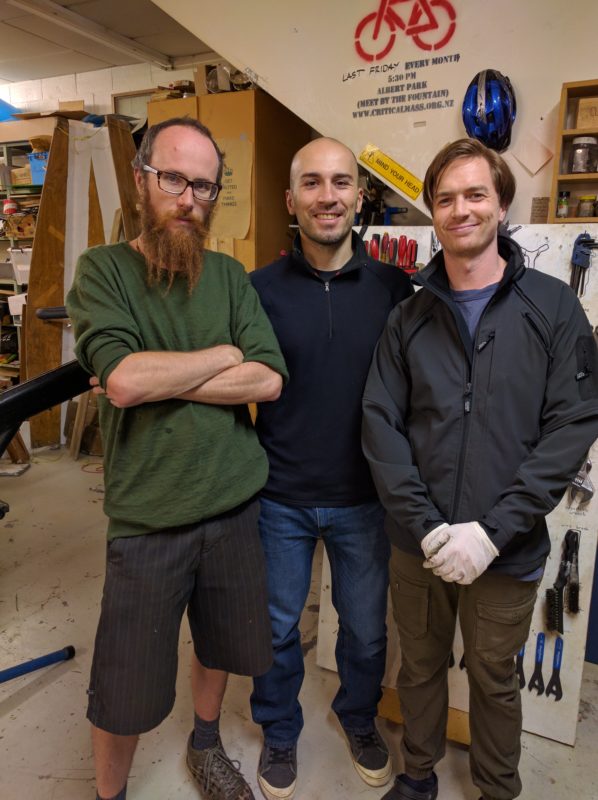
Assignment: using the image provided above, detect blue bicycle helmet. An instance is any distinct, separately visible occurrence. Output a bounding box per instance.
[462,69,516,152]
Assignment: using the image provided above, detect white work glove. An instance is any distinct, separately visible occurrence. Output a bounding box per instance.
[421,523,450,559]
[423,522,498,585]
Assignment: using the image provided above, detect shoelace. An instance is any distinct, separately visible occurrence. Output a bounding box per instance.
[267,746,295,766]
[352,730,382,751]
[202,747,249,797]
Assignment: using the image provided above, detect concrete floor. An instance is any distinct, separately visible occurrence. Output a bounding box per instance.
[1,447,597,800]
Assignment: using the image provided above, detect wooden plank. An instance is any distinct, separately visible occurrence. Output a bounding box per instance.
[88,162,106,248]
[25,117,69,447]
[378,686,471,746]
[7,431,29,463]
[107,116,140,241]
[69,391,90,460]
[0,117,57,144]
[110,208,123,244]
[19,303,27,384]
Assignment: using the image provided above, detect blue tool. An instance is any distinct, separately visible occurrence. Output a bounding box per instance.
[528,632,545,695]
[570,232,598,296]
[545,637,563,701]
[0,646,75,684]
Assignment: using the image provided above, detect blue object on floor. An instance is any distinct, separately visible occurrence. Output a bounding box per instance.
[0,646,76,683]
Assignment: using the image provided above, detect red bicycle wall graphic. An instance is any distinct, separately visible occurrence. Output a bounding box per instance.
[355,0,457,62]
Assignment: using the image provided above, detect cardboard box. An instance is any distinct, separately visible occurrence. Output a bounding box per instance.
[193,65,210,96]
[58,100,85,111]
[10,165,32,185]
[576,97,598,129]
[27,150,48,184]
[147,95,199,126]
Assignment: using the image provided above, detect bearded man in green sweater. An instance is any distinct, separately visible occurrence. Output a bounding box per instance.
[67,117,287,800]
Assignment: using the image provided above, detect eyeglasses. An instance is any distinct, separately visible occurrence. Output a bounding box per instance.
[142,165,221,202]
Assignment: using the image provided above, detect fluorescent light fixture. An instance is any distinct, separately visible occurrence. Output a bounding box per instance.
[7,0,175,69]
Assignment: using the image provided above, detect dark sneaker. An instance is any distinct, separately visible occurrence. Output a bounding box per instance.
[381,772,438,800]
[186,732,255,800]
[257,743,297,800]
[345,727,392,787]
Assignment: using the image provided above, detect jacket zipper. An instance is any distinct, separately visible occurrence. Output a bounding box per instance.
[324,281,332,340]
[523,312,552,359]
[450,329,495,520]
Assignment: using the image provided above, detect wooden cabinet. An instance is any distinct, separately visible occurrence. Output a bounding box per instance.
[548,79,598,223]
[148,88,312,270]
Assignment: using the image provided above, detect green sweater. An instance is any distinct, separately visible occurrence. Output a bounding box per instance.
[66,242,287,539]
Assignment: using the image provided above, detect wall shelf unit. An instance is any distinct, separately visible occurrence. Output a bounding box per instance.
[548,79,598,223]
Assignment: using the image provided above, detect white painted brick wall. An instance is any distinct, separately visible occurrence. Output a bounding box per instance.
[4,63,195,116]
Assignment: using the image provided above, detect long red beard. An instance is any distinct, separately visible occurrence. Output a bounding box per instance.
[139,188,212,293]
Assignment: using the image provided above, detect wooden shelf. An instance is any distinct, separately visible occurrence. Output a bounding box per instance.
[548,79,598,223]
[557,172,598,181]
[556,216,598,223]
[562,128,598,137]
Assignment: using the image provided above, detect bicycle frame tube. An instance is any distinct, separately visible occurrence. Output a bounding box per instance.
[374,0,392,38]
[406,0,438,36]
[383,0,438,36]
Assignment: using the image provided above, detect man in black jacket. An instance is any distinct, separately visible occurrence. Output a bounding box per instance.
[362,138,598,800]
[250,137,413,800]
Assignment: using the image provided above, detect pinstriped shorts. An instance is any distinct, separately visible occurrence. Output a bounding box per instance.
[86,498,272,735]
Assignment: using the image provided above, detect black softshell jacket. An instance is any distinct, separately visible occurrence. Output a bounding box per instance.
[362,235,598,577]
[252,233,413,506]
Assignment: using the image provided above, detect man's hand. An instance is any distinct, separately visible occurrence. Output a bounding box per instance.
[423,522,498,584]
[90,375,105,395]
[421,523,450,559]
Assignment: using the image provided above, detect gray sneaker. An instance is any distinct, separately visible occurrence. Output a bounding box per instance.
[345,726,392,787]
[186,733,255,800]
[257,743,297,800]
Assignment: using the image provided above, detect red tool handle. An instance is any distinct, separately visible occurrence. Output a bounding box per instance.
[381,232,389,262]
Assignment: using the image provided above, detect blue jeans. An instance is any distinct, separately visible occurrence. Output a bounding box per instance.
[250,497,389,747]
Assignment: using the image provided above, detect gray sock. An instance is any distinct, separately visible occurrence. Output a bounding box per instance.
[193,713,220,750]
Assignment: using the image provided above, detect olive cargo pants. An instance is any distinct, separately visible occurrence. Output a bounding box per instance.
[389,547,539,800]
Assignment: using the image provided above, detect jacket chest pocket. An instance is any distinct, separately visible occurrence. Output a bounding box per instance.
[522,311,553,367]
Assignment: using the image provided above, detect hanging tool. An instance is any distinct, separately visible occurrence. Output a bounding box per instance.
[380,231,389,263]
[528,632,545,695]
[397,234,407,267]
[383,206,408,224]
[430,231,440,256]
[397,237,418,274]
[569,232,598,297]
[569,457,594,504]
[388,237,398,265]
[546,528,580,633]
[515,645,526,689]
[405,239,418,271]
[565,529,581,614]
[545,636,563,701]
[369,233,380,260]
